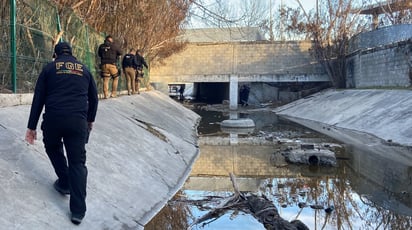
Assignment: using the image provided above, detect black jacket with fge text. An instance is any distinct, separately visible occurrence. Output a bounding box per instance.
[27,54,98,130]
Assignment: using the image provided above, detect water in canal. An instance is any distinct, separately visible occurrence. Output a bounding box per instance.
[145,104,412,230]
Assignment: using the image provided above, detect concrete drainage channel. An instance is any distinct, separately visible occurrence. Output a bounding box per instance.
[145,104,412,229]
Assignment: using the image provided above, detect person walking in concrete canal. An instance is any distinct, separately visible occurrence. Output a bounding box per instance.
[122,48,138,95]
[135,49,148,94]
[98,35,122,98]
[239,84,250,106]
[25,42,98,225]
[179,84,185,101]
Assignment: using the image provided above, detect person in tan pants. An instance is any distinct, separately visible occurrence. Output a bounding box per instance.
[98,35,122,98]
[122,48,138,95]
[101,64,119,98]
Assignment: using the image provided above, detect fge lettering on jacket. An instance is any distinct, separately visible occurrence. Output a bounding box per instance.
[55,61,84,76]
[27,55,97,130]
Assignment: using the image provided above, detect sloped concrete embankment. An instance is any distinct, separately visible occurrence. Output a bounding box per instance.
[0,91,200,230]
[274,89,412,147]
[274,89,412,215]
[273,88,412,191]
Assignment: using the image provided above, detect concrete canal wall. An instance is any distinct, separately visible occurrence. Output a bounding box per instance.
[274,89,412,147]
[346,24,412,88]
[274,89,412,215]
[0,91,200,230]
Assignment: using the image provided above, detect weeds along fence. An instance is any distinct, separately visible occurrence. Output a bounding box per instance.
[1,0,126,94]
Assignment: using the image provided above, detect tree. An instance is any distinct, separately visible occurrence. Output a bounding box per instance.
[53,0,193,65]
[374,0,412,26]
[187,0,272,39]
[282,0,372,88]
[283,0,412,88]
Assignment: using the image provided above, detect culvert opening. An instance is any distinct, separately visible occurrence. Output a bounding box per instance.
[308,155,319,165]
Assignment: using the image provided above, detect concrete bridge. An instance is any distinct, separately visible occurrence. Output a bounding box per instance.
[150,40,329,108]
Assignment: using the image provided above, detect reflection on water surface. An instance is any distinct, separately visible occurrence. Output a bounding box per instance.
[145,108,412,230]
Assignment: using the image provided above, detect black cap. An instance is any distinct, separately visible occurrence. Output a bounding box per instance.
[105,35,113,42]
[54,42,72,55]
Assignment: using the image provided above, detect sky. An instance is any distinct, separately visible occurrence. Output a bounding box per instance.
[280,0,317,10]
[188,0,317,28]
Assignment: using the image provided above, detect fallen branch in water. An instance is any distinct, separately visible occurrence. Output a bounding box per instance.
[187,173,309,230]
[188,173,244,228]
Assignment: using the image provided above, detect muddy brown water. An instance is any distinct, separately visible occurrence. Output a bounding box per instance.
[145,106,412,230]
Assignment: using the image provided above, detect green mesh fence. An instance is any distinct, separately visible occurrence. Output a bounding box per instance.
[0,0,127,94]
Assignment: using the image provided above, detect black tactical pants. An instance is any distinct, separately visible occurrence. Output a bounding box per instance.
[41,115,88,215]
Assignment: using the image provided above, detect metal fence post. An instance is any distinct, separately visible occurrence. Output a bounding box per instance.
[85,25,92,70]
[56,11,63,42]
[10,0,17,93]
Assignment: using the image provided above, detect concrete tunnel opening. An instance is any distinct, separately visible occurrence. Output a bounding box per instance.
[194,82,229,104]
[167,81,331,105]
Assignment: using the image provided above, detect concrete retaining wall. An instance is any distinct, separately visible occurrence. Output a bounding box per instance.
[150,41,326,83]
[346,24,412,88]
[151,25,412,90]
[348,24,412,52]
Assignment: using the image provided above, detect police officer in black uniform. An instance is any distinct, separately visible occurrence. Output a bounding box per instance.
[122,48,138,95]
[134,49,148,94]
[98,35,122,98]
[25,42,98,225]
